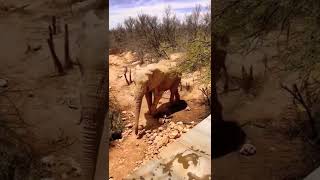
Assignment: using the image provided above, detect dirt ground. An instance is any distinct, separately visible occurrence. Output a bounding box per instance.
[0,1,97,179]
[108,52,209,179]
[214,44,320,179]
[2,1,320,180]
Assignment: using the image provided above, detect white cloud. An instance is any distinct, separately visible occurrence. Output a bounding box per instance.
[109,0,210,29]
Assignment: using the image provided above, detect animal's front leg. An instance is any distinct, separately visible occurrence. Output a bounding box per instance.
[145,91,153,114]
[150,90,164,115]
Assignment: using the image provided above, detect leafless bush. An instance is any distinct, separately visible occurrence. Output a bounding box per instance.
[280,80,320,140]
[109,4,211,61]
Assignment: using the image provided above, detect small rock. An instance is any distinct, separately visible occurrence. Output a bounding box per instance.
[169,130,180,139]
[28,92,34,97]
[125,123,133,128]
[239,143,256,156]
[175,125,184,132]
[177,121,183,125]
[182,128,188,133]
[122,111,127,114]
[121,117,127,121]
[138,125,144,130]
[0,79,8,87]
[136,143,139,146]
[158,118,165,124]
[61,173,68,179]
[137,129,146,139]
[152,129,157,133]
[148,141,153,144]
[127,129,132,134]
[146,130,152,134]
[186,125,192,129]
[185,106,191,111]
[149,135,156,141]
[158,127,164,131]
[157,136,169,148]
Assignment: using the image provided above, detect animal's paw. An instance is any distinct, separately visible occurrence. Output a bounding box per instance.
[239,143,256,156]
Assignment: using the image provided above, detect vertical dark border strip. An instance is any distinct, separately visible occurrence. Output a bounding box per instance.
[211,0,215,176]
[106,0,110,178]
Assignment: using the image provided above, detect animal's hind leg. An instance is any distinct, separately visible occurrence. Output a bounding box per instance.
[174,90,180,101]
[170,79,181,102]
[145,91,153,114]
[150,90,164,115]
[169,90,175,102]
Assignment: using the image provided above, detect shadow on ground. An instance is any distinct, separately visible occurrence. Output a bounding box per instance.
[153,100,188,118]
[213,120,246,159]
[144,100,188,130]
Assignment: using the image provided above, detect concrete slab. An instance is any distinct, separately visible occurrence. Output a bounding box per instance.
[125,115,212,179]
[304,166,320,180]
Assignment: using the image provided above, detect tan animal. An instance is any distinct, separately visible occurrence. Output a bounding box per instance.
[134,63,181,134]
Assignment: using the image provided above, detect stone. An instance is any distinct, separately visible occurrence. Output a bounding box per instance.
[136,143,139,146]
[185,106,191,111]
[158,118,165,124]
[148,141,153,144]
[146,130,152,134]
[182,128,188,133]
[125,123,133,128]
[177,121,183,125]
[0,79,8,87]
[121,117,127,121]
[169,130,180,139]
[169,122,175,129]
[158,127,164,131]
[61,173,68,179]
[28,92,34,97]
[239,143,256,156]
[137,129,146,139]
[121,111,127,114]
[138,125,144,130]
[175,125,184,132]
[152,129,157,133]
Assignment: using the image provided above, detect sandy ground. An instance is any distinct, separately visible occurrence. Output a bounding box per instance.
[214,44,320,179]
[108,52,209,179]
[0,0,94,179]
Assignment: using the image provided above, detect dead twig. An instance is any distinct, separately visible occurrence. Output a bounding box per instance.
[280,83,317,138]
[64,24,73,69]
[47,25,64,75]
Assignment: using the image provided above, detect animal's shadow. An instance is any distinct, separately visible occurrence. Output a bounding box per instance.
[213,120,246,159]
[143,100,188,130]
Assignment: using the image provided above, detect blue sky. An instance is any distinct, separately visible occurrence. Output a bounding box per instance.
[109,0,210,29]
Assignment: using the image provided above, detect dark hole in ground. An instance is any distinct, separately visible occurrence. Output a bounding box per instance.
[212,120,246,159]
[153,100,188,118]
